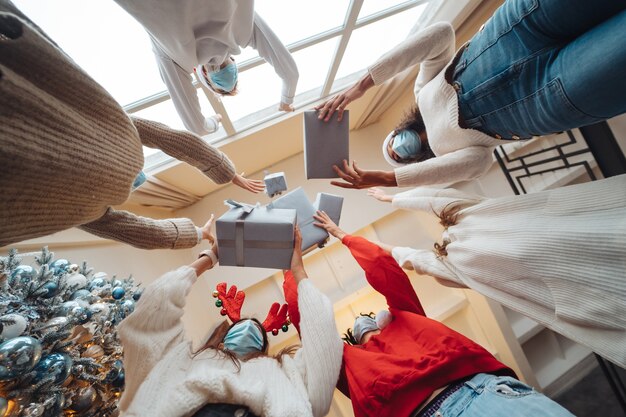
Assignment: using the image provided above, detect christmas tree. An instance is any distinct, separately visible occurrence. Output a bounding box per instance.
[0,248,140,417]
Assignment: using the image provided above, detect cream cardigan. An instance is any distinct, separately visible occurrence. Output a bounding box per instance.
[390,176,626,367]
[118,267,343,417]
[367,22,504,187]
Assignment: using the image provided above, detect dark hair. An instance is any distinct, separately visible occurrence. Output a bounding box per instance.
[194,318,297,371]
[392,105,435,164]
[341,312,375,346]
[432,203,462,258]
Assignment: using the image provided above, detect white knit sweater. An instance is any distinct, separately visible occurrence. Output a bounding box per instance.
[118,267,342,417]
[114,0,298,135]
[389,176,626,367]
[368,22,504,187]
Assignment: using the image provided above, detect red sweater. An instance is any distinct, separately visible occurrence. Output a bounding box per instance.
[284,235,513,417]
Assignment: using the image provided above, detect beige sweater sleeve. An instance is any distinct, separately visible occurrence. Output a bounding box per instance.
[79,207,199,249]
[367,22,455,88]
[131,116,236,184]
[117,266,196,411]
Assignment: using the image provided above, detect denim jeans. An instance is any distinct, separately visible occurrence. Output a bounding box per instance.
[433,373,574,417]
[453,0,626,140]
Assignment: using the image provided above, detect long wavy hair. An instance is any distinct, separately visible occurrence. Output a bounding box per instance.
[432,203,462,258]
[392,105,435,164]
[194,318,298,371]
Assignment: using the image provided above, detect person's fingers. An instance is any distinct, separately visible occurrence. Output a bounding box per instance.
[330,180,357,189]
[336,97,349,122]
[332,164,356,183]
[323,95,343,122]
[352,160,364,175]
[343,160,359,178]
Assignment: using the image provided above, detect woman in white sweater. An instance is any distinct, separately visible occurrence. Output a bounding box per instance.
[317,0,626,189]
[366,174,626,368]
[114,0,299,136]
[118,226,343,417]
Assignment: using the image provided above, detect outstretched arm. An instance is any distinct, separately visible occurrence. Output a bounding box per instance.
[314,211,425,315]
[250,13,299,111]
[152,42,219,135]
[119,219,218,410]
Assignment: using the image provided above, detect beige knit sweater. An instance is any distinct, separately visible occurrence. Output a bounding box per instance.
[118,267,343,417]
[390,175,626,367]
[0,4,236,249]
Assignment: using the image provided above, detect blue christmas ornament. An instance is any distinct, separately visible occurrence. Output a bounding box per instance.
[132,289,143,301]
[70,289,91,301]
[88,278,106,291]
[50,259,69,275]
[111,287,125,300]
[39,281,59,299]
[121,299,135,313]
[11,265,34,281]
[69,306,92,324]
[111,370,125,388]
[0,336,42,380]
[33,352,72,384]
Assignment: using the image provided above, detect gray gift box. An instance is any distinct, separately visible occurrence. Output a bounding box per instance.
[264,172,288,198]
[303,110,349,179]
[216,201,296,269]
[313,192,344,227]
[268,187,328,252]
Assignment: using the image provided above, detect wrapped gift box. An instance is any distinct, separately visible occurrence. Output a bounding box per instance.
[303,110,349,179]
[216,201,296,269]
[264,172,288,198]
[313,192,344,227]
[269,187,328,251]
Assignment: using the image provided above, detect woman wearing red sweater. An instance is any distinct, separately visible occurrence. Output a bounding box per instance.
[283,211,575,417]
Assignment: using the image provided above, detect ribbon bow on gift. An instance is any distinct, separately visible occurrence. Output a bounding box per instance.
[212,282,291,336]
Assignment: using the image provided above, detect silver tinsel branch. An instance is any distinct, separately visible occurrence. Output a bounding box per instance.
[0,247,141,417]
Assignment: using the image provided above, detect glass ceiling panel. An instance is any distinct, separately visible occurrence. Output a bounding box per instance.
[13,0,165,107]
[254,0,351,46]
[333,3,429,86]
[358,0,420,20]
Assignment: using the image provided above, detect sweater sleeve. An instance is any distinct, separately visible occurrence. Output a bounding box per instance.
[79,207,200,249]
[343,235,425,315]
[249,13,299,105]
[282,270,301,334]
[394,146,494,188]
[392,187,483,213]
[368,22,454,88]
[151,40,216,135]
[117,266,197,411]
[392,246,465,288]
[131,116,236,184]
[293,280,343,417]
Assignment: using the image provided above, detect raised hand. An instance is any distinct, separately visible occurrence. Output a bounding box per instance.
[289,226,307,283]
[330,160,397,189]
[231,172,265,194]
[314,73,373,122]
[313,210,346,240]
[200,214,216,243]
[278,102,294,112]
[367,187,394,203]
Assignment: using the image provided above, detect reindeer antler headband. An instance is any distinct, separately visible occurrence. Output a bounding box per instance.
[212,282,291,336]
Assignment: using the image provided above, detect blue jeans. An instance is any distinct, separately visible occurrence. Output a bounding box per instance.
[453,0,626,140]
[434,374,574,417]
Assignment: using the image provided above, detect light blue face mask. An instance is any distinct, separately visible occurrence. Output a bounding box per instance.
[208,61,238,93]
[223,320,264,358]
[353,316,378,344]
[132,171,147,191]
[392,129,422,160]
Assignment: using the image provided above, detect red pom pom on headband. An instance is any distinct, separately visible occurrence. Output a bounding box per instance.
[213,282,290,336]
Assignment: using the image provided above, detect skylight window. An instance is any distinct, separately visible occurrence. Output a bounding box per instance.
[13,0,436,164]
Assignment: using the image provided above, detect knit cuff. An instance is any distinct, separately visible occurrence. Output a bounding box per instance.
[367,65,392,86]
[394,164,424,188]
[281,94,294,105]
[202,154,236,184]
[170,219,201,249]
